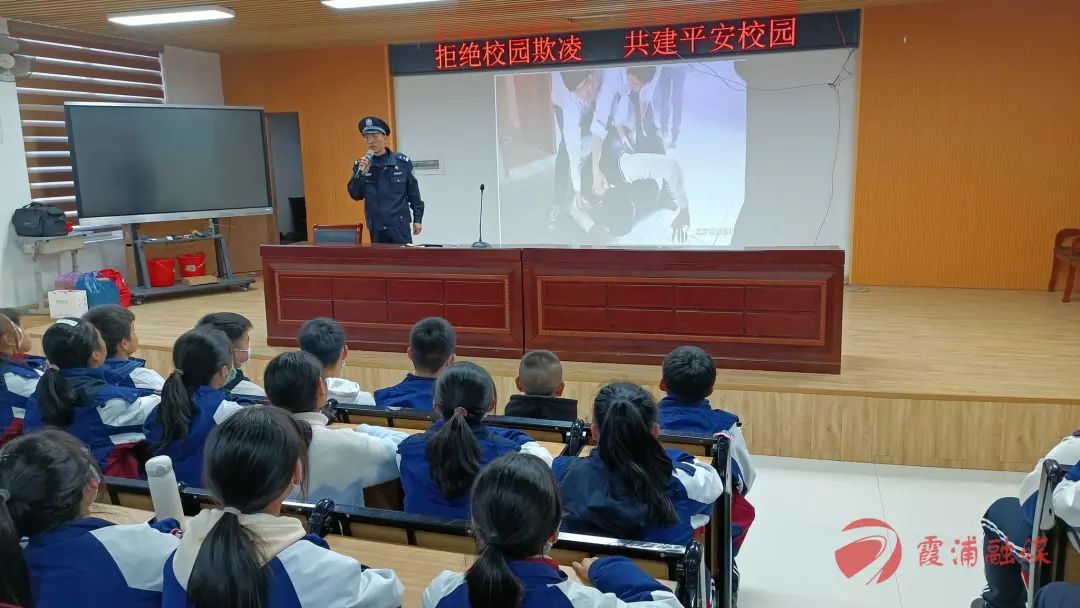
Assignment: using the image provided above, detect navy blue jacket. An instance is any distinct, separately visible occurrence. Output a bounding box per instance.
[346,148,425,233]
[423,556,682,608]
[144,386,246,487]
[0,354,45,446]
[398,420,553,518]
[25,517,180,608]
[553,448,722,545]
[24,367,159,477]
[657,396,756,493]
[374,374,436,410]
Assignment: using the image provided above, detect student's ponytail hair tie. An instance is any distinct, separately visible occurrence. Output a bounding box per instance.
[485,532,503,549]
[454,407,467,417]
[221,506,242,517]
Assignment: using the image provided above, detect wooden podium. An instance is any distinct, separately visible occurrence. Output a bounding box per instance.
[261,244,844,373]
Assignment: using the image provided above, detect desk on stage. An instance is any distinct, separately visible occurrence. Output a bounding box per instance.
[261,244,844,373]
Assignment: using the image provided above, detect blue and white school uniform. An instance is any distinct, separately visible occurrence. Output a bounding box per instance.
[423,556,682,608]
[327,377,376,406]
[554,448,722,546]
[0,354,45,447]
[24,517,180,608]
[398,420,553,518]
[658,396,756,492]
[103,357,167,391]
[374,373,436,410]
[222,367,267,400]
[24,367,160,478]
[164,509,403,608]
[292,412,408,507]
[143,386,246,487]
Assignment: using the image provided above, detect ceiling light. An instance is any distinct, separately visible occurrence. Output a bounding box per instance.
[107,5,235,26]
[322,0,446,9]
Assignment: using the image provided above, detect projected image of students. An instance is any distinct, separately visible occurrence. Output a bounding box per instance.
[568,65,692,244]
[495,58,746,247]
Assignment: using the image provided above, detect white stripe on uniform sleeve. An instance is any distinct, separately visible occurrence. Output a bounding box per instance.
[728,424,756,492]
[1053,479,1080,527]
[673,459,723,505]
[213,399,245,424]
[98,395,161,428]
[3,372,39,398]
[277,538,404,608]
[130,367,167,391]
[90,523,180,592]
[557,579,684,608]
[519,441,554,466]
[422,571,465,608]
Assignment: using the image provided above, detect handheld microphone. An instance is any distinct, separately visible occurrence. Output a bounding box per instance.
[472,183,491,248]
[361,150,375,176]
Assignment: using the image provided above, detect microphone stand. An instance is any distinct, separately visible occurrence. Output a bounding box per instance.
[472,184,491,248]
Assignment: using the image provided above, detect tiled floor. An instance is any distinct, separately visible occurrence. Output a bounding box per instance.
[736,456,1026,608]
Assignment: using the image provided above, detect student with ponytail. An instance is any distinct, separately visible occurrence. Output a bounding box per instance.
[554,382,722,545]
[144,328,247,486]
[398,361,552,518]
[162,406,403,608]
[0,430,180,608]
[23,318,160,478]
[422,452,682,608]
[0,310,45,447]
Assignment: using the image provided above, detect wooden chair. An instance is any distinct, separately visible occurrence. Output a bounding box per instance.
[312,224,364,246]
[1049,229,1080,302]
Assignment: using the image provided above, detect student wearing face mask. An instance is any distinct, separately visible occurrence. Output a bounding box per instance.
[196,312,265,399]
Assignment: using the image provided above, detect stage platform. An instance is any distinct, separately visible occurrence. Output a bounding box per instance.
[27,282,1080,472]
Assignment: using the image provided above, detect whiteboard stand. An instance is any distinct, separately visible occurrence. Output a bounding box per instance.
[128,218,254,305]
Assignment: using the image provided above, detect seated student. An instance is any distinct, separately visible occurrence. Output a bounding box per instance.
[398,361,553,519]
[143,328,246,487]
[0,309,45,447]
[83,304,166,391]
[423,452,682,608]
[0,429,181,608]
[264,351,407,507]
[163,405,403,608]
[196,312,265,399]
[375,316,455,410]
[973,431,1080,608]
[504,350,579,421]
[24,318,160,478]
[658,345,756,549]
[1036,582,1080,608]
[298,317,375,406]
[554,382,722,546]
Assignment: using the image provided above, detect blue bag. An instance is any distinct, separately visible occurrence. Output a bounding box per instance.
[76,273,121,309]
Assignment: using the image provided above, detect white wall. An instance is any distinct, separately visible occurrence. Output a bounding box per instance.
[395,48,859,257]
[0,18,39,306]
[161,46,225,105]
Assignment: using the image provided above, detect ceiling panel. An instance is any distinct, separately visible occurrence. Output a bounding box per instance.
[0,0,941,54]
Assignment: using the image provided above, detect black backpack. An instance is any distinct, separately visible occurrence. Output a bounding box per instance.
[12,202,68,237]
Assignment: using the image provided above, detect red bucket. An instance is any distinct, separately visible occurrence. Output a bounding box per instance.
[178,252,207,278]
[147,258,176,288]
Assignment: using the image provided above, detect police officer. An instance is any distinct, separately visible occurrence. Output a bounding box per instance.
[347,116,425,244]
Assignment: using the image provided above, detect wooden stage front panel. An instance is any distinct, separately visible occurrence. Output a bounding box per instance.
[263,245,845,373]
[261,244,524,358]
[523,247,844,372]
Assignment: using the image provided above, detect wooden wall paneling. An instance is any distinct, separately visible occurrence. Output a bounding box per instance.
[852,0,1080,289]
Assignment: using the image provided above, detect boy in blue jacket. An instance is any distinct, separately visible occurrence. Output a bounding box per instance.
[375,317,455,410]
[84,305,166,391]
[658,345,756,550]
